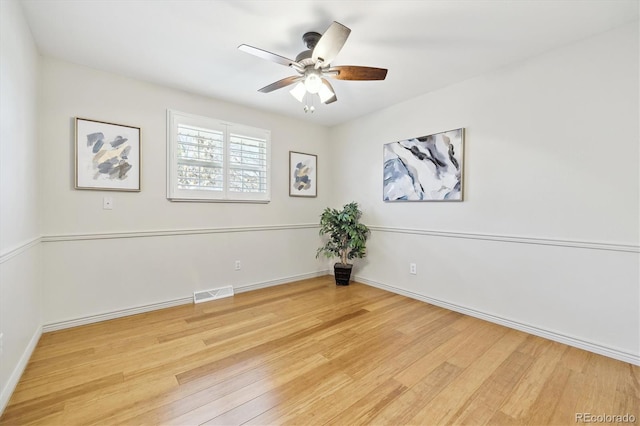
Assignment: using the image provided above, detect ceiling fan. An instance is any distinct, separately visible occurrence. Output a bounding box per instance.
[238,21,387,110]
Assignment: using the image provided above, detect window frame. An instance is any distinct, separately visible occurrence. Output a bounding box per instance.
[167,109,271,203]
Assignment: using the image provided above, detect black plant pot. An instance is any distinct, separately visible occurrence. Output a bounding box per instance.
[334,263,353,286]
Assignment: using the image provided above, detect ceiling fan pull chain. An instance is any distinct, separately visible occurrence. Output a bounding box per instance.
[303,92,310,113]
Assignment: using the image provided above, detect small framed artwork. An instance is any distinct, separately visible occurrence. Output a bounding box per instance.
[75,117,141,191]
[383,128,464,201]
[289,151,317,197]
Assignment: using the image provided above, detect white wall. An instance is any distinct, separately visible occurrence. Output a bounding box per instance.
[0,0,42,411]
[329,22,640,363]
[39,58,331,326]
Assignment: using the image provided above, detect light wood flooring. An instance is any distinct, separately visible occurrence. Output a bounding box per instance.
[1,276,638,425]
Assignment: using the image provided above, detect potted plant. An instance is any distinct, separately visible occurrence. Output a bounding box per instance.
[316,202,370,285]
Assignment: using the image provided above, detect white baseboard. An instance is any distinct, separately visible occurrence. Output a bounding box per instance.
[43,297,193,333]
[42,270,330,333]
[355,275,640,366]
[234,270,330,294]
[0,326,42,416]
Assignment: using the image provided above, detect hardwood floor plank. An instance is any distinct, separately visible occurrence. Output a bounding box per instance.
[57,375,179,425]
[616,364,640,407]
[109,322,370,423]
[273,343,409,424]
[367,361,464,425]
[1,278,637,426]
[10,337,205,403]
[157,311,279,344]
[123,314,325,383]
[451,349,535,424]
[394,320,507,388]
[545,369,586,425]
[323,378,408,426]
[239,370,354,425]
[177,309,369,385]
[18,347,96,381]
[97,348,317,425]
[559,345,592,373]
[1,373,123,424]
[408,329,529,425]
[1,401,64,425]
[200,392,277,426]
[519,361,573,425]
[488,410,523,425]
[499,339,568,420]
[445,321,513,369]
[576,354,626,415]
[113,322,347,423]
[277,324,460,425]
[134,353,331,425]
[171,356,348,426]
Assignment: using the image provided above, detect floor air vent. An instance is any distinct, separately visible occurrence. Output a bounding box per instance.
[193,285,234,304]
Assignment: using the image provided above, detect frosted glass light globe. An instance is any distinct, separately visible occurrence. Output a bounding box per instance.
[304,73,322,94]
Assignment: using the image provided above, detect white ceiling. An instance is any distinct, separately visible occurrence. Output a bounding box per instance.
[20,0,639,127]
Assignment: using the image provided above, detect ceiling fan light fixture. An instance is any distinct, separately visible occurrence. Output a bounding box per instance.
[289,82,306,102]
[304,73,322,94]
[318,83,335,104]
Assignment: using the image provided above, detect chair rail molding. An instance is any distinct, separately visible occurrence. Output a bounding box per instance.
[0,236,41,264]
[368,226,639,253]
[41,223,320,242]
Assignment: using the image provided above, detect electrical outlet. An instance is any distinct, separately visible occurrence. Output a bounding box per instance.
[234,260,241,271]
[410,263,417,275]
[103,196,114,210]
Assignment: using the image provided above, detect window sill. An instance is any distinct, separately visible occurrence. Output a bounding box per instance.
[167,197,270,204]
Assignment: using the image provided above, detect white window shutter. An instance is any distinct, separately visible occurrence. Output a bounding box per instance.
[167,110,270,203]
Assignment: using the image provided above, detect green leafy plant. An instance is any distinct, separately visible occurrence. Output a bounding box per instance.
[316,202,370,265]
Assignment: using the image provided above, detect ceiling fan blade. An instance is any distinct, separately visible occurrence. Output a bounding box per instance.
[312,21,351,65]
[258,76,302,93]
[326,66,388,81]
[238,44,301,69]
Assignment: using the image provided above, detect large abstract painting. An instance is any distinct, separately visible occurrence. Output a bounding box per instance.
[383,128,464,201]
[75,117,141,191]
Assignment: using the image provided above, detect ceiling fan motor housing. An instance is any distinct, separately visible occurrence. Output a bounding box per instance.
[296,32,322,66]
[302,31,321,49]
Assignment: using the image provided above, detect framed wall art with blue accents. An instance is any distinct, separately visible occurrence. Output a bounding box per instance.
[289,151,317,197]
[75,117,141,191]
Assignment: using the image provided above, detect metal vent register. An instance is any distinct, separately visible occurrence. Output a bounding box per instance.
[193,285,234,304]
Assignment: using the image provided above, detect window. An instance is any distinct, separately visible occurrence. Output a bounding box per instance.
[167,110,270,202]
